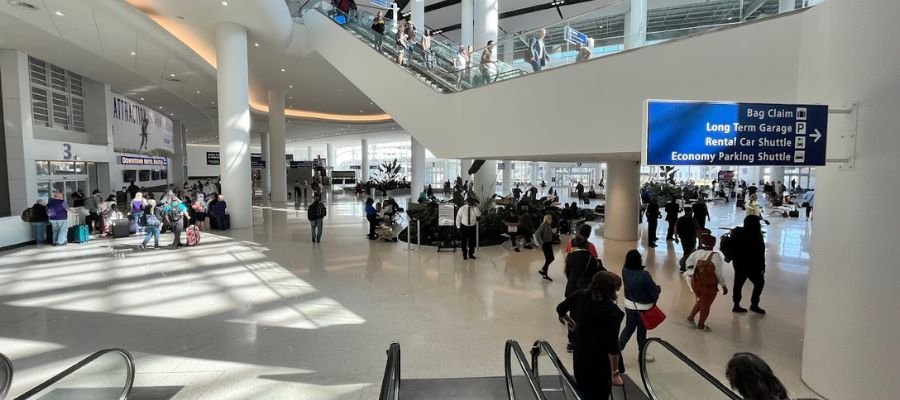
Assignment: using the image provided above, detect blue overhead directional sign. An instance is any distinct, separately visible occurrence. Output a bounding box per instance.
[644,100,828,166]
[563,26,589,46]
[371,0,392,9]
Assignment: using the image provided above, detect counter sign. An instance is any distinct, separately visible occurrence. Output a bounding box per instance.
[644,100,828,166]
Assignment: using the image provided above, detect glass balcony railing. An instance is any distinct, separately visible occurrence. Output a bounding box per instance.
[11,349,135,400]
[297,0,813,93]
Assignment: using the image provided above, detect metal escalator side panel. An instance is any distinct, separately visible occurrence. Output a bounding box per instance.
[639,338,741,400]
[530,340,582,400]
[0,353,12,400]
[11,348,134,400]
[379,342,401,400]
[505,340,548,400]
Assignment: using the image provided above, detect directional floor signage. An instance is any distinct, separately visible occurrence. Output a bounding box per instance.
[643,100,828,166]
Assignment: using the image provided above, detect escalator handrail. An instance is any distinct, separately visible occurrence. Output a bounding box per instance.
[530,340,582,400]
[640,338,742,400]
[505,340,547,400]
[379,342,400,400]
[12,348,135,400]
[0,353,12,400]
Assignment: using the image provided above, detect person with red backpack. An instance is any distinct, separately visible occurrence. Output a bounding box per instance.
[684,233,728,331]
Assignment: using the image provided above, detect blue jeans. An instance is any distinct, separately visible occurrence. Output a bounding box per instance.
[142,225,160,247]
[618,308,647,373]
[50,219,68,245]
[32,222,47,244]
[310,218,323,241]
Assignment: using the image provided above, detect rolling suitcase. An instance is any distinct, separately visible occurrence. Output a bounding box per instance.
[67,224,90,244]
[128,221,138,234]
[112,220,131,238]
[185,225,200,246]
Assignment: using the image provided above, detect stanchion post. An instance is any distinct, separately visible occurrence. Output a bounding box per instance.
[417,219,421,249]
[408,219,412,251]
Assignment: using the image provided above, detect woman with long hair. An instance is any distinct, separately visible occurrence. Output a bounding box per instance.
[557,271,625,399]
[726,353,790,400]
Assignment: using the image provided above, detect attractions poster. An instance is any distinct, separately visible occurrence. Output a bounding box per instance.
[111,93,174,158]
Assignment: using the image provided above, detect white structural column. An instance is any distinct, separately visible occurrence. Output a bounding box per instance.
[502,41,514,64]
[361,139,370,183]
[461,159,473,180]
[603,160,640,241]
[800,1,900,398]
[474,160,497,196]
[215,22,252,229]
[326,143,335,169]
[770,166,785,185]
[501,160,512,194]
[171,120,187,186]
[624,0,648,49]
[473,0,498,50]
[530,162,538,185]
[460,0,474,48]
[267,89,287,204]
[778,0,795,12]
[260,132,271,198]
[307,147,313,161]
[410,136,426,196]
[411,0,425,34]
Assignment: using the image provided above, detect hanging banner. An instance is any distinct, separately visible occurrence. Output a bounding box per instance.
[111,93,174,158]
[119,155,168,166]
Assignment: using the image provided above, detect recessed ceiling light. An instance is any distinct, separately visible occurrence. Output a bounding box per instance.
[196,90,201,94]
[288,96,293,99]
[130,51,136,56]
[158,106,163,109]
[139,97,144,101]
[280,68,286,72]
[212,101,216,104]
[254,42,259,47]
[221,1,228,5]
[169,73,176,77]
[54,10,64,16]
[289,85,293,88]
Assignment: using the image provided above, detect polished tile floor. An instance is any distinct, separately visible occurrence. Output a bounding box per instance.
[0,191,820,399]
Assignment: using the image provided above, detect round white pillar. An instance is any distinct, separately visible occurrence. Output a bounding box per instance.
[307,146,313,161]
[460,0,474,48]
[474,160,497,197]
[603,160,640,241]
[215,22,252,229]
[411,0,425,35]
[361,139,370,183]
[268,89,288,204]
[260,132,271,198]
[326,143,335,169]
[461,159,473,181]
[624,0,647,49]
[474,0,498,50]
[501,160,512,194]
[410,136,426,197]
[800,1,900,398]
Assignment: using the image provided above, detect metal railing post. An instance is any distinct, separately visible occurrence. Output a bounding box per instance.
[416,219,421,249]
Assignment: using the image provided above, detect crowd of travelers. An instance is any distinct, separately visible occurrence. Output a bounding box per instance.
[25,180,229,250]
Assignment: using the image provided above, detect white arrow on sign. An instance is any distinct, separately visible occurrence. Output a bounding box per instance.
[811,129,823,143]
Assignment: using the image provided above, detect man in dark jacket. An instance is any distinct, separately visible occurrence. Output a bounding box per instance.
[664,198,680,241]
[692,196,710,230]
[308,195,327,243]
[645,198,661,248]
[728,216,767,314]
[675,208,699,272]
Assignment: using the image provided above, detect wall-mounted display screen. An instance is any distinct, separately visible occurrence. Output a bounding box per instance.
[138,170,151,182]
[151,170,161,181]
[123,170,137,183]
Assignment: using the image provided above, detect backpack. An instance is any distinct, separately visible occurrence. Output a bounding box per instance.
[720,228,740,261]
[21,208,32,222]
[145,211,161,227]
[692,252,719,289]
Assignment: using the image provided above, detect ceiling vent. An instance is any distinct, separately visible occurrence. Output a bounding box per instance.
[8,1,39,10]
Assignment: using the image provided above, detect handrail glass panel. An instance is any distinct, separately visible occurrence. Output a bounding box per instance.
[298,0,813,93]
[640,338,741,400]
[530,340,581,400]
[12,349,135,400]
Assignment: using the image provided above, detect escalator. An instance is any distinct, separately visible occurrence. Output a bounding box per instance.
[639,338,742,400]
[0,349,135,400]
[297,0,817,160]
[380,339,648,400]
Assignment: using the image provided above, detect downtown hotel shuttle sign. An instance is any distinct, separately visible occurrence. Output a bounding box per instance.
[643,100,829,166]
